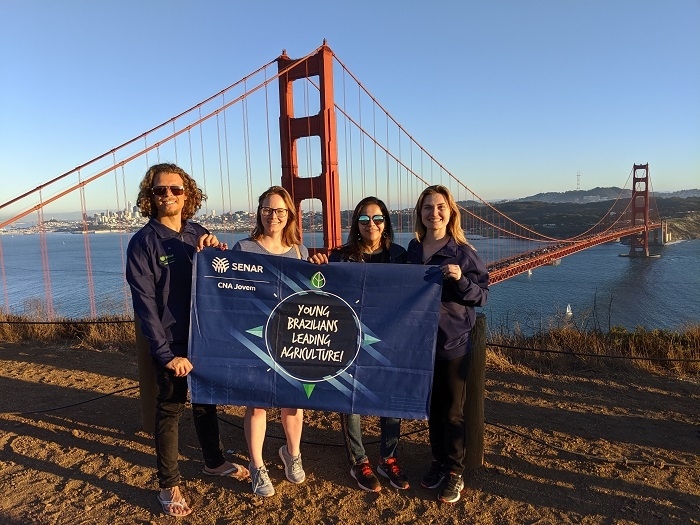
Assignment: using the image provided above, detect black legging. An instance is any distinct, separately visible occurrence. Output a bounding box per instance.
[427,352,469,476]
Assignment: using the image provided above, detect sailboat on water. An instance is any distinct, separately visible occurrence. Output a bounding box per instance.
[565,304,573,318]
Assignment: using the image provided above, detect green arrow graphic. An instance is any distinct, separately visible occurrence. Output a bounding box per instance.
[363,334,381,345]
[303,384,315,398]
[246,326,264,338]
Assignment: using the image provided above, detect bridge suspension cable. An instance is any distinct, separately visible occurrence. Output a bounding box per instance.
[0,43,662,318]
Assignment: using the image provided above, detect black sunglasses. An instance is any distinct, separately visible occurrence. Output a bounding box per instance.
[358,214,385,226]
[152,185,185,196]
[260,206,289,218]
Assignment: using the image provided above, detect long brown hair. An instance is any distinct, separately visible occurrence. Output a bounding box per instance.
[338,196,394,261]
[136,163,205,220]
[413,184,470,246]
[251,186,301,246]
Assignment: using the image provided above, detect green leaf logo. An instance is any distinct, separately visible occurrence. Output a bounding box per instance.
[310,271,326,289]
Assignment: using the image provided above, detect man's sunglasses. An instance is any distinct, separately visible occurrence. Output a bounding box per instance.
[357,214,385,226]
[152,185,185,196]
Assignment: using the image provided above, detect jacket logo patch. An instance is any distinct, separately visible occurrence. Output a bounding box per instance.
[159,254,176,266]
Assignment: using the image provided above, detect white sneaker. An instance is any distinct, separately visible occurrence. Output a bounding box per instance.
[278,445,306,483]
[249,463,275,497]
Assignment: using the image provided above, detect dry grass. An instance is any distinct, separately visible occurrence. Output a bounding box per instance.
[487,322,700,377]
[0,312,135,350]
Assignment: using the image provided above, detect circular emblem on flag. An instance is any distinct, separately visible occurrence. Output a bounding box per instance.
[265,290,361,382]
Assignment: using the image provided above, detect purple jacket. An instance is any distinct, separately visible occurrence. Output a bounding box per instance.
[407,237,489,360]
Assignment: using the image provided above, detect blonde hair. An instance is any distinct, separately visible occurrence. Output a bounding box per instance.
[413,185,470,246]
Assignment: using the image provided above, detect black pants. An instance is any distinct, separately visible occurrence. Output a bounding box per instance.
[428,353,469,476]
[154,368,226,488]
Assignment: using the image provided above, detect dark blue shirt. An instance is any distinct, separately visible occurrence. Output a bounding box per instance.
[328,242,407,263]
[126,218,208,367]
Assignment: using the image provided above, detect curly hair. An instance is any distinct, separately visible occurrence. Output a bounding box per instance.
[336,196,394,262]
[136,163,206,220]
[250,186,301,246]
[413,184,470,246]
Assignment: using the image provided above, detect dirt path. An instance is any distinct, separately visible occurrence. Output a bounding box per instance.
[0,341,698,524]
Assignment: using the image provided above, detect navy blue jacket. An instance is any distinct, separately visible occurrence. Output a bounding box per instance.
[328,242,407,263]
[126,218,208,367]
[407,237,489,360]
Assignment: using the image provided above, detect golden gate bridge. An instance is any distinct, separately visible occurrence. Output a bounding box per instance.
[0,42,663,319]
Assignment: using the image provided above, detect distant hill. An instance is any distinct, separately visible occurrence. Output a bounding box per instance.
[511,187,700,204]
[452,195,700,240]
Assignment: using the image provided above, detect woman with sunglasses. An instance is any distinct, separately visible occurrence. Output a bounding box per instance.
[232,186,309,497]
[309,196,409,492]
[407,185,489,504]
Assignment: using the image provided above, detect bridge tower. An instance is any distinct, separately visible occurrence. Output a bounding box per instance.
[629,163,650,257]
[277,43,342,253]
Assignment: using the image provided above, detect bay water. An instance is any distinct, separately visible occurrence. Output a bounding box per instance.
[1,232,698,334]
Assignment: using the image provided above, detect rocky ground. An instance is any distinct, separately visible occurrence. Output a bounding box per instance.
[0,340,698,524]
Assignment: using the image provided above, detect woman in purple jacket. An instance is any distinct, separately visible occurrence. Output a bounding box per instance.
[406,185,489,504]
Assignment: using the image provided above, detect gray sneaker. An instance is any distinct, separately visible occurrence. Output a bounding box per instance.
[438,473,465,503]
[249,463,275,497]
[278,445,306,484]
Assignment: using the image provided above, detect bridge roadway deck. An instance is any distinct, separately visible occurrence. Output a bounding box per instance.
[488,222,661,285]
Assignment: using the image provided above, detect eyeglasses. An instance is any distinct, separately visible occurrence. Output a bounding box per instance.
[260,206,288,218]
[357,214,385,226]
[151,185,185,196]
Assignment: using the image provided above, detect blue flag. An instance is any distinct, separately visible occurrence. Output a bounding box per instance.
[188,250,442,419]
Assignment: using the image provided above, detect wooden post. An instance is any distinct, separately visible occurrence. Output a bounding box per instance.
[134,317,157,435]
[464,313,486,470]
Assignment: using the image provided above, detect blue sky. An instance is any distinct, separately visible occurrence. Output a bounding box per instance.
[1,0,698,212]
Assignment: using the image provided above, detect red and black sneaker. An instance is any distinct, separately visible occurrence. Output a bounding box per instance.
[377,457,410,490]
[350,460,381,492]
